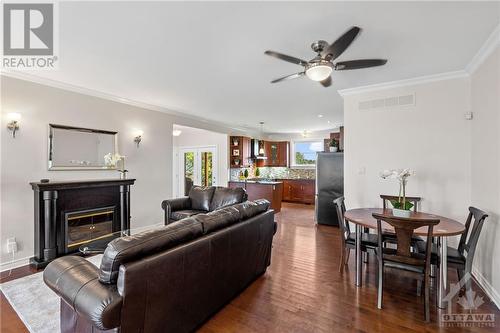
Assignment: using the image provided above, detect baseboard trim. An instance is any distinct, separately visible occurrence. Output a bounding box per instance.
[472,266,500,310]
[0,256,31,273]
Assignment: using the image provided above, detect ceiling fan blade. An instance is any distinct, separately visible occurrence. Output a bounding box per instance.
[335,59,387,70]
[265,50,308,66]
[321,26,361,61]
[271,72,305,83]
[319,76,332,87]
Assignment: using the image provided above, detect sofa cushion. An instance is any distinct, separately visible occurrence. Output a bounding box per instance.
[232,199,271,220]
[99,218,203,284]
[209,187,247,212]
[189,186,216,211]
[171,209,206,221]
[196,206,241,234]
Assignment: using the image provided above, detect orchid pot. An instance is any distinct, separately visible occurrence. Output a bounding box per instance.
[392,208,411,218]
[380,168,416,217]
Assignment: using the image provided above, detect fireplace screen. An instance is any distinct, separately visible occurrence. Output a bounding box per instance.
[65,207,115,250]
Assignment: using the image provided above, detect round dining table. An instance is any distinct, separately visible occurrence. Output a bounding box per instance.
[343,208,465,309]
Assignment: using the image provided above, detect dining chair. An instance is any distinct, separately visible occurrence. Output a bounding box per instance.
[380,194,421,212]
[416,206,488,294]
[334,197,378,273]
[381,195,424,246]
[373,212,439,322]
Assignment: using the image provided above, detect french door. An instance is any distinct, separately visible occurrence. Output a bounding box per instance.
[178,146,217,196]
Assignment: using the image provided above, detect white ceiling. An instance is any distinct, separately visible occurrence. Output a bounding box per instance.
[24,1,499,133]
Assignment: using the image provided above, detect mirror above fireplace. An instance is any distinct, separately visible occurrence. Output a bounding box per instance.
[48,124,118,170]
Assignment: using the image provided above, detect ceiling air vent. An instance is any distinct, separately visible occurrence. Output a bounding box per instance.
[358,93,415,111]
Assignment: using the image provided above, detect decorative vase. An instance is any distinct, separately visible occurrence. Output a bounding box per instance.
[329,147,338,152]
[393,208,411,218]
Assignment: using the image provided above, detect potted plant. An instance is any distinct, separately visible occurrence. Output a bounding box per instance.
[244,169,249,179]
[234,158,240,166]
[380,169,415,217]
[255,167,260,178]
[329,139,338,152]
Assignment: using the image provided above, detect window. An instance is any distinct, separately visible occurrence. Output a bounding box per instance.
[291,140,323,166]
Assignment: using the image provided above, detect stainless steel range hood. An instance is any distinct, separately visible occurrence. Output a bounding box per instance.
[251,139,267,159]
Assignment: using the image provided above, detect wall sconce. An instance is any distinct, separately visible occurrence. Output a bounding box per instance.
[6,113,21,138]
[133,129,143,148]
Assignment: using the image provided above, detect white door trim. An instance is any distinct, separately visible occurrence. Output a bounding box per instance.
[176,145,218,197]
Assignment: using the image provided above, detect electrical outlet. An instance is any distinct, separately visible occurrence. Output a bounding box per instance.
[6,237,17,254]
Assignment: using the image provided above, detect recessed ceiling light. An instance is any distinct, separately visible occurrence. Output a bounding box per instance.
[327,120,331,123]
[318,114,324,118]
[172,130,182,136]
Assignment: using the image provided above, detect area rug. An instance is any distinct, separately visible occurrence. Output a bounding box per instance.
[0,255,103,333]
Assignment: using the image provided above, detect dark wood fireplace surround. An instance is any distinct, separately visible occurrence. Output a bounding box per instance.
[30,179,135,268]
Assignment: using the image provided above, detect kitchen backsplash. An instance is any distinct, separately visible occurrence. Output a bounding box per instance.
[230,167,315,181]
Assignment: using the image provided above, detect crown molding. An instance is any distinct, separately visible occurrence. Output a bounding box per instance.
[338,24,500,97]
[466,24,500,74]
[337,70,469,97]
[0,70,253,135]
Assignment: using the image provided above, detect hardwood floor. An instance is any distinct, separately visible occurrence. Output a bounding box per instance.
[1,203,498,332]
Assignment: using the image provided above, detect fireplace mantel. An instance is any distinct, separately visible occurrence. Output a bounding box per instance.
[30,178,135,190]
[30,178,136,268]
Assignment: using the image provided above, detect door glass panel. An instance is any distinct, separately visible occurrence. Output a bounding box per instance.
[201,152,213,187]
[184,152,195,195]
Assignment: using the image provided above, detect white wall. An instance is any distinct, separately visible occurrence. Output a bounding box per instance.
[172,125,229,196]
[344,77,472,231]
[0,76,242,270]
[343,58,500,306]
[470,47,500,303]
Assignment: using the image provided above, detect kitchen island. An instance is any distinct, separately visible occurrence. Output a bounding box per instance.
[228,180,283,213]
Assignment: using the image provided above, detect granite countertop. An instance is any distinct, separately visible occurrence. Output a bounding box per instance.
[274,178,315,181]
[228,180,283,185]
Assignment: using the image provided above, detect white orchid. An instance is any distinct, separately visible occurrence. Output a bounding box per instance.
[104,153,124,168]
[380,169,397,179]
[380,168,415,210]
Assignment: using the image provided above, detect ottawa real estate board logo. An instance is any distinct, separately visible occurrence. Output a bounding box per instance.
[2,2,58,69]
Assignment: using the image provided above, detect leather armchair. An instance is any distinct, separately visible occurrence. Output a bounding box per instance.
[161,196,191,225]
[162,185,247,224]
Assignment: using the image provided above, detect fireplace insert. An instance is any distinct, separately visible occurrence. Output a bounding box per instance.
[64,206,116,252]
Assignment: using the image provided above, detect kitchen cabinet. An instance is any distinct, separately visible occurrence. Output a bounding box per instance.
[229,136,251,168]
[282,179,315,204]
[258,141,289,167]
[228,181,245,189]
[228,181,283,213]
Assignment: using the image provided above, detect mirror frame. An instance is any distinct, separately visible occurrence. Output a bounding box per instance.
[48,124,119,171]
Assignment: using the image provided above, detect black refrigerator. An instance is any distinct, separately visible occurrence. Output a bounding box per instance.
[315,152,344,226]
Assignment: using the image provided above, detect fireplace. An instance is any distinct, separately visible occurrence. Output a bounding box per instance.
[30,179,135,268]
[65,206,116,252]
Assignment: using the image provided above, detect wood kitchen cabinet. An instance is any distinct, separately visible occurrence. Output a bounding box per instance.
[282,179,315,204]
[228,181,283,213]
[259,141,289,167]
[229,136,251,168]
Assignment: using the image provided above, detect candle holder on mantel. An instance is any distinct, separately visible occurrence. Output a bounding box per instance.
[117,156,128,179]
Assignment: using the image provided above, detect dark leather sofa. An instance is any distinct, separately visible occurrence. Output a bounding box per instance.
[162,185,247,224]
[43,199,275,333]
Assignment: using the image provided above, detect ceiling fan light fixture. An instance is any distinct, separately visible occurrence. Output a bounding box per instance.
[305,61,333,82]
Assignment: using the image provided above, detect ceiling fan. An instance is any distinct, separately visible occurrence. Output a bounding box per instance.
[264,26,387,87]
